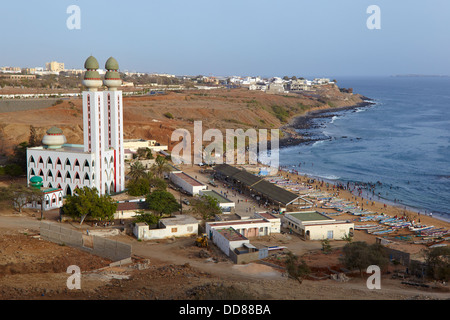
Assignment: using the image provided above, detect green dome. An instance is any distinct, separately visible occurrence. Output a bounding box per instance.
[46,126,63,135]
[105,71,121,80]
[84,70,101,80]
[84,56,99,70]
[30,176,43,183]
[105,57,119,70]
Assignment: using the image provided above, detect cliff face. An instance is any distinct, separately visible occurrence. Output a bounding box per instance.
[0,86,366,154]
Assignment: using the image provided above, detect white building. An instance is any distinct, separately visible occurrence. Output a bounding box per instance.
[123,139,168,153]
[211,227,250,256]
[27,56,125,196]
[282,211,354,240]
[24,176,64,211]
[133,215,199,240]
[205,214,281,239]
[169,171,207,195]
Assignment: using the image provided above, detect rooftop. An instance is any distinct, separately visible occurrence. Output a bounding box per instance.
[116,201,147,212]
[213,164,300,205]
[208,219,269,227]
[201,190,233,204]
[217,227,248,242]
[160,215,198,226]
[256,212,279,220]
[286,211,333,222]
[173,172,205,187]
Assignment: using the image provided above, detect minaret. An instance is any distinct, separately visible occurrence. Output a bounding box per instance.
[82,56,105,194]
[103,57,124,193]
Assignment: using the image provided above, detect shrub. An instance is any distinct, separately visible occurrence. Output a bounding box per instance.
[164,112,174,119]
[340,241,389,275]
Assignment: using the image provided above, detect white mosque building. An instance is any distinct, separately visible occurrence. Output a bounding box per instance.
[26,56,125,196]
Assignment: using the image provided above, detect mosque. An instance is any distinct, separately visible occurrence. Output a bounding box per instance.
[26,56,125,197]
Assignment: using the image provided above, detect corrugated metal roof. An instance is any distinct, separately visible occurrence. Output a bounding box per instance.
[213,164,300,206]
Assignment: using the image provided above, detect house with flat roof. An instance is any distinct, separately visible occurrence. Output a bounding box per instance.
[211,227,269,264]
[282,211,354,240]
[133,214,199,240]
[169,171,207,195]
[206,212,281,239]
[115,200,147,219]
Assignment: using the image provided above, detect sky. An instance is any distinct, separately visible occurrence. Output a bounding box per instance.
[1,0,449,78]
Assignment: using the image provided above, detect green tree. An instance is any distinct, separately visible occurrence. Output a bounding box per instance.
[9,141,28,173]
[341,232,353,243]
[146,189,180,217]
[151,155,172,178]
[190,194,222,221]
[425,246,450,281]
[134,211,160,226]
[321,238,332,253]
[127,177,151,196]
[0,184,42,213]
[340,241,389,276]
[284,251,310,284]
[126,171,167,197]
[62,187,117,225]
[128,160,146,182]
[28,125,38,148]
[136,147,153,159]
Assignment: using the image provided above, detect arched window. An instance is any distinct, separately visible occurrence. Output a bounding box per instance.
[65,158,71,169]
[65,171,72,181]
[29,156,35,164]
[56,158,62,166]
[29,168,36,177]
[47,157,53,166]
[75,172,81,181]
[39,169,44,177]
[74,159,80,170]
[66,185,72,196]
[84,173,90,183]
[38,157,44,164]
[47,170,53,181]
[83,159,90,171]
[57,171,62,179]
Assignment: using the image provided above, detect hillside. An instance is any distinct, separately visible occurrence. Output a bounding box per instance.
[0,86,368,154]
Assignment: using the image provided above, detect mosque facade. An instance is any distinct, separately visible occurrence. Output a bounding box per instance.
[26,56,125,196]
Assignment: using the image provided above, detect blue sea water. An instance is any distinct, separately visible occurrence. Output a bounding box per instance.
[278,76,450,222]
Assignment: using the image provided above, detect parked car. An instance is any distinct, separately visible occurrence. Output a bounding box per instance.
[182,198,190,205]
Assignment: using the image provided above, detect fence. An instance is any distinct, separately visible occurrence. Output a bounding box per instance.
[39,221,131,263]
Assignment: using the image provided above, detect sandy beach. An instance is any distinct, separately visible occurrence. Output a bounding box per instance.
[275,169,450,247]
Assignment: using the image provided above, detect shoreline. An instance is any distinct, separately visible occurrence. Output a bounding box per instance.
[269,98,450,225]
[277,168,450,233]
[279,166,450,225]
[278,99,375,148]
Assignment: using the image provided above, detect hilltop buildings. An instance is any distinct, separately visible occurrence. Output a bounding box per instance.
[26,56,125,196]
[45,61,65,73]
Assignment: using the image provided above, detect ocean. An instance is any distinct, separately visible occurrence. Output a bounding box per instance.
[277,76,450,222]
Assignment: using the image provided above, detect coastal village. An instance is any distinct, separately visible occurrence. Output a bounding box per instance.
[0,57,448,300]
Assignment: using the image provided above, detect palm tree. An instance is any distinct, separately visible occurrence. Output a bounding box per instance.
[151,155,172,179]
[128,160,146,182]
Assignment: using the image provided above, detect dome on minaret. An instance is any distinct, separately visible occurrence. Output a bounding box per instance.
[42,126,67,149]
[105,57,119,71]
[84,56,100,70]
[82,56,102,91]
[104,56,122,90]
